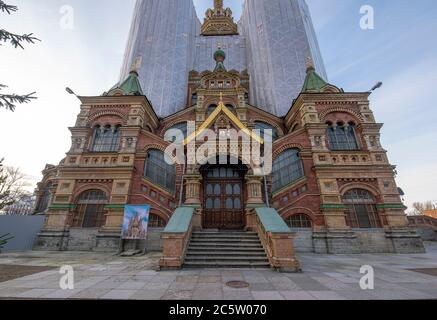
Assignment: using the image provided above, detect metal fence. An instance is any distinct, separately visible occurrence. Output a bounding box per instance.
[0,215,45,251]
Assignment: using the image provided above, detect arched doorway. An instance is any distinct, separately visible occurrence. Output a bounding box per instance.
[201,163,247,229]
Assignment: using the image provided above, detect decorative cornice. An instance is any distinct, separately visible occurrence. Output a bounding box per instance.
[49,204,76,210]
[376,204,407,210]
[105,204,126,209]
[320,204,346,209]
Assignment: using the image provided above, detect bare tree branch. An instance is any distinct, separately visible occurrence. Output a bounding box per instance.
[0,160,32,210]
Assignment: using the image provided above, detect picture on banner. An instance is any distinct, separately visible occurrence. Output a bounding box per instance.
[121,205,150,240]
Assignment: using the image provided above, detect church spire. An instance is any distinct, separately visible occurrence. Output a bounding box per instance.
[201,0,238,36]
[214,0,223,9]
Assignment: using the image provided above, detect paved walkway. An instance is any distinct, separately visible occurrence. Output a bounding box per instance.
[0,242,436,300]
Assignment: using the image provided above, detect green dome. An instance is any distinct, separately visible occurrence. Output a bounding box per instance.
[214,49,226,61]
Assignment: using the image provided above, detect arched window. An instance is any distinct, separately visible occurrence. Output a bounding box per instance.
[207,104,217,116]
[144,149,176,193]
[225,104,235,113]
[285,214,312,228]
[254,121,279,141]
[327,121,359,150]
[272,149,304,192]
[191,93,198,106]
[91,125,121,152]
[343,189,381,228]
[148,214,166,228]
[165,122,187,143]
[35,182,52,214]
[74,190,107,228]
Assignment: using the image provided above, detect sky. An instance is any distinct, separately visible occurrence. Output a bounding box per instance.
[1,0,436,211]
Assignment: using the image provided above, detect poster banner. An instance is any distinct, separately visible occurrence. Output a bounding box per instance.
[121,205,150,240]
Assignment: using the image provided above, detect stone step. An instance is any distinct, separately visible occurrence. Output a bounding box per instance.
[184,261,270,268]
[190,238,262,243]
[185,256,269,262]
[188,246,265,252]
[191,234,259,239]
[190,240,263,248]
[193,231,257,235]
[184,231,269,269]
[186,251,267,257]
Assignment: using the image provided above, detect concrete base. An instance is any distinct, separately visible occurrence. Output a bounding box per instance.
[94,231,121,253]
[328,231,361,254]
[34,228,163,253]
[67,228,98,251]
[414,227,437,242]
[33,230,69,251]
[386,229,426,254]
[311,228,426,254]
[313,230,360,254]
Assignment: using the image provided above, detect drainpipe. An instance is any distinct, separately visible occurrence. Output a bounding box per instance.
[263,171,270,208]
[178,154,187,207]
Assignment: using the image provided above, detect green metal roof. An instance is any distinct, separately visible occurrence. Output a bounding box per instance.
[301,66,329,93]
[163,206,194,233]
[213,49,227,72]
[105,70,144,96]
[214,49,226,60]
[255,207,291,233]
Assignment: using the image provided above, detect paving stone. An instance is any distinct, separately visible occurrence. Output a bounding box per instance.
[175,275,199,283]
[143,281,171,290]
[101,289,138,300]
[222,287,253,300]
[250,282,275,291]
[1,243,437,300]
[290,277,330,291]
[16,288,58,298]
[0,287,30,298]
[192,288,224,300]
[243,276,269,284]
[272,280,300,291]
[135,270,159,276]
[169,282,197,291]
[198,276,221,284]
[251,291,284,300]
[307,291,348,300]
[280,291,315,300]
[91,281,121,289]
[115,281,146,290]
[43,289,85,299]
[132,289,167,300]
[71,288,111,299]
[161,290,193,300]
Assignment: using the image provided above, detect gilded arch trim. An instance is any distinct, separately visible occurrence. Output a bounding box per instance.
[87,110,128,126]
[339,182,380,198]
[319,108,364,123]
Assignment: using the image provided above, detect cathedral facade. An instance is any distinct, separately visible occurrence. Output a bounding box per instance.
[34,0,424,265]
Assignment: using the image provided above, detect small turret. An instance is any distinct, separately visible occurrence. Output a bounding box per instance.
[214,44,227,72]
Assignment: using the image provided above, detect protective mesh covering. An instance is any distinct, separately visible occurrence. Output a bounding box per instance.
[120,0,327,117]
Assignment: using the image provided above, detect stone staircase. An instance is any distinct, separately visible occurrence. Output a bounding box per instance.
[184,230,270,268]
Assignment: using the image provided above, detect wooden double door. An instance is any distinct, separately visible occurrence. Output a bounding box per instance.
[202,165,245,229]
